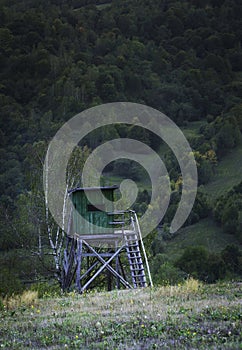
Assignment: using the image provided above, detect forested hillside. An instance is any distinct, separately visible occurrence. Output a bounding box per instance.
[0,0,242,295]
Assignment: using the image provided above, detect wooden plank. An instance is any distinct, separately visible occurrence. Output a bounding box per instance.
[73,233,123,240]
[81,253,116,257]
[80,261,99,281]
[71,187,116,235]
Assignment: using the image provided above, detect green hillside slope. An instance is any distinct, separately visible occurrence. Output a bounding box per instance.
[164,217,240,262]
[161,130,242,262]
[203,144,242,200]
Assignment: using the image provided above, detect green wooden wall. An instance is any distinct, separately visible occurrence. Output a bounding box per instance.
[70,186,117,235]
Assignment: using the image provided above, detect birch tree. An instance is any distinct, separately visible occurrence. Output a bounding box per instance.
[25,141,90,281]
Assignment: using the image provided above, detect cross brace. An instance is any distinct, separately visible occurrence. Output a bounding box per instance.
[75,239,132,293]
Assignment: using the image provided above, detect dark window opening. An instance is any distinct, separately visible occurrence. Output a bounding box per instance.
[87,204,105,212]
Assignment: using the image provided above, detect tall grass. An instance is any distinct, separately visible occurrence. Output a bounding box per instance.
[3,290,38,310]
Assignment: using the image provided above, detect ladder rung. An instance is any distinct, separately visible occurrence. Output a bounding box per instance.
[123,219,148,289]
[130,266,144,269]
[107,211,125,215]
[109,221,125,225]
[128,257,142,261]
[130,263,144,267]
[132,274,146,278]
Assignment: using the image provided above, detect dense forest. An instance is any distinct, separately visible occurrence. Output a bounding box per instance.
[0,0,242,295]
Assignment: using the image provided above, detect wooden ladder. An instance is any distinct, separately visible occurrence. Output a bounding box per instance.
[109,209,153,289]
[124,230,147,288]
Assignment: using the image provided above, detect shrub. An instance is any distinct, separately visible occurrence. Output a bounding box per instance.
[175,246,229,283]
[0,298,4,311]
[0,269,24,297]
[214,182,242,242]
[153,261,186,286]
[221,244,242,274]
[3,290,38,310]
[175,246,209,281]
[30,281,61,298]
[182,277,201,293]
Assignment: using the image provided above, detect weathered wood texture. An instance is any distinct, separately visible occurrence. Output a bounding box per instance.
[69,186,118,235]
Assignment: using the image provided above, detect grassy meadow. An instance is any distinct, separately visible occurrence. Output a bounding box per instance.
[0,280,241,349]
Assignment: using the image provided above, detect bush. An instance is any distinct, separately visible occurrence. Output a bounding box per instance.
[206,253,226,283]
[221,244,242,274]
[153,261,186,286]
[182,277,201,293]
[151,238,165,256]
[214,182,242,241]
[0,269,24,297]
[30,281,61,298]
[175,246,209,281]
[175,246,230,283]
[0,298,4,311]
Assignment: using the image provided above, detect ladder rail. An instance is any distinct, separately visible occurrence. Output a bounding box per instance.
[124,230,146,288]
[130,211,153,288]
[109,209,154,287]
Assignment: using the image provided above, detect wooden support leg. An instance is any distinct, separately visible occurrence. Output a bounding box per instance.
[76,239,83,292]
[62,238,77,291]
[115,241,120,289]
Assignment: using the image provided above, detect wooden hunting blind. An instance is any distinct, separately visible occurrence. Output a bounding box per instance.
[62,186,153,293]
[69,185,118,236]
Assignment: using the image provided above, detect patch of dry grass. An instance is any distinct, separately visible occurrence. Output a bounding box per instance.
[3,290,38,310]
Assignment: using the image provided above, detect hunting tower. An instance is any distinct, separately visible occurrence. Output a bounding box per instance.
[62,186,153,293]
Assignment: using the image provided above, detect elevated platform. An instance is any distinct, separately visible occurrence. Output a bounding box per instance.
[62,211,153,292]
[68,230,135,246]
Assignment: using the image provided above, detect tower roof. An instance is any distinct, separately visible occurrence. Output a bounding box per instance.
[68,185,119,194]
